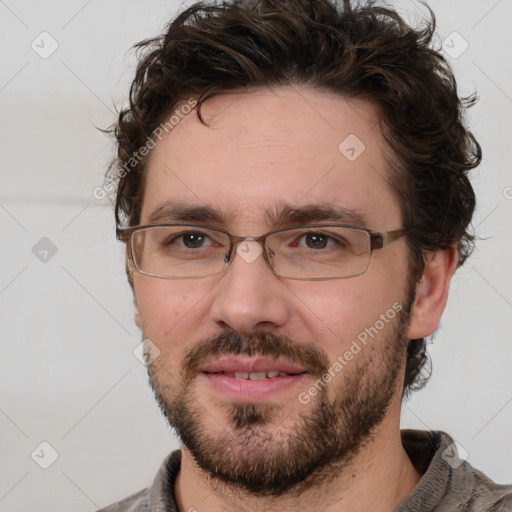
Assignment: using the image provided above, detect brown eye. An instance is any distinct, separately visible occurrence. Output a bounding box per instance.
[304,233,329,249]
[180,232,207,248]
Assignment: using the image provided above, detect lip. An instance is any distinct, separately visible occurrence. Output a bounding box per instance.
[199,356,308,402]
[200,356,307,374]
[201,372,308,402]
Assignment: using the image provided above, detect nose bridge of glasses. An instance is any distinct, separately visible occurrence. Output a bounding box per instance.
[226,234,272,268]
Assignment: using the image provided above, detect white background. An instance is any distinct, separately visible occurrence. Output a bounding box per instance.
[0,1,511,510]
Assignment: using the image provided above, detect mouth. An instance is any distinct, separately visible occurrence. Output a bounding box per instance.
[203,370,303,380]
[199,356,309,402]
[200,355,308,376]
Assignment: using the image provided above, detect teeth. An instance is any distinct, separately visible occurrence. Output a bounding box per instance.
[224,371,291,380]
[249,372,267,380]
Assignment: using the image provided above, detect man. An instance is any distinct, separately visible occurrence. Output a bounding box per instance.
[99,0,512,510]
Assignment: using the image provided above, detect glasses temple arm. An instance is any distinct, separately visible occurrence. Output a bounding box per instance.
[370,228,409,250]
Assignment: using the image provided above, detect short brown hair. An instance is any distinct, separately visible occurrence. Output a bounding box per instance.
[106,0,481,396]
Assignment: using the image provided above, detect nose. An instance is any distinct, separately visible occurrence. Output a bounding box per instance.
[209,239,291,334]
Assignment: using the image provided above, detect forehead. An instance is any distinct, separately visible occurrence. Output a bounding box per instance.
[141,86,401,231]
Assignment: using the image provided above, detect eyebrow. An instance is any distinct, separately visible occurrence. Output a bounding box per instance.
[147,201,369,228]
[148,202,228,225]
[264,203,368,228]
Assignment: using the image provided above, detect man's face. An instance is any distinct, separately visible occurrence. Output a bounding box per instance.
[132,86,414,495]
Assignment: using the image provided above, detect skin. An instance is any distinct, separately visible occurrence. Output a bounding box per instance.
[130,85,458,512]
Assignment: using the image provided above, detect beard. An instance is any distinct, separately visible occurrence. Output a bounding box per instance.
[146,296,413,498]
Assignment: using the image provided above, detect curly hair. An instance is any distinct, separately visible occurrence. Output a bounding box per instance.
[106,0,481,396]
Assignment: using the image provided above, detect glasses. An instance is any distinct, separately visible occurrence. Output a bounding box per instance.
[117,223,408,281]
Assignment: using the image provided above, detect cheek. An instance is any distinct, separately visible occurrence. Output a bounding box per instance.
[134,279,208,350]
[292,272,406,356]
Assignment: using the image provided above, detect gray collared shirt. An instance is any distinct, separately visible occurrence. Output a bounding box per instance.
[98,430,512,511]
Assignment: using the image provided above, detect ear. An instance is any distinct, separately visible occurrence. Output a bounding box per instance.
[125,258,142,328]
[407,245,458,339]
[125,256,135,289]
[134,298,143,329]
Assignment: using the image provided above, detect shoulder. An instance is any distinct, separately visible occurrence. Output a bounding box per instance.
[491,494,512,512]
[96,487,149,512]
[467,466,512,512]
[488,493,512,511]
[96,450,182,512]
[437,431,512,511]
[399,430,512,511]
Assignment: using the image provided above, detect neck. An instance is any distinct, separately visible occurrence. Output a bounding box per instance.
[174,410,422,512]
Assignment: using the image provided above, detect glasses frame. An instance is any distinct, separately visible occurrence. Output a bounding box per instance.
[117,223,408,281]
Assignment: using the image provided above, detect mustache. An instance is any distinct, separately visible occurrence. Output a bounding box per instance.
[181,331,329,382]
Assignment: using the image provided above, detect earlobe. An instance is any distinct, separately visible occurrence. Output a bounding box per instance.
[407,246,458,339]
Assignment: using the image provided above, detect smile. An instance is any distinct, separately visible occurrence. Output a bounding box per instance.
[204,370,300,380]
